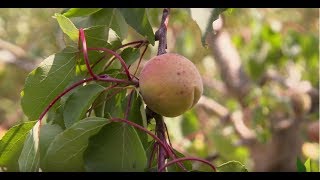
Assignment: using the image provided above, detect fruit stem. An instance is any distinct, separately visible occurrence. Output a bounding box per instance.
[155,8,170,55]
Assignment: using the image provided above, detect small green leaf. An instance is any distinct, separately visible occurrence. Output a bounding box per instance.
[55,13,79,42]
[83,26,110,47]
[104,89,126,118]
[63,8,103,18]
[304,158,311,172]
[0,121,36,171]
[190,8,227,46]
[43,117,110,172]
[217,161,248,172]
[119,8,155,45]
[84,122,147,172]
[21,48,77,120]
[120,48,140,66]
[63,84,105,128]
[18,122,41,172]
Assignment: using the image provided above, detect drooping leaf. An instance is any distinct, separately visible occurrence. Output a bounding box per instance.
[18,121,41,172]
[55,13,79,42]
[217,161,248,172]
[119,8,155,45]
[63,8,103,18]
[0,121,36,171]
[122,90,148,148]
[120,47,140,66]
[167,149,193,172]
[190,8,227,46]
[63,84,105,128]
[43,117,110,172]
[21,48,77,120]
[84,122,147,172]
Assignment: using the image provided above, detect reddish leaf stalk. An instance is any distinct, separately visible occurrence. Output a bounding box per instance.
[159,157,217,172]
[79,28,99,80]
[88,47,131,81]
[148,142,158,168]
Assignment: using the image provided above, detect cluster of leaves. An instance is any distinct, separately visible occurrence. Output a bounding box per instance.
[0,8,243,172]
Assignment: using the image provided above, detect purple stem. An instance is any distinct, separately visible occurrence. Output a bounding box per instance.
[88,47,131,81]
[159,157,217,172]
[79,29,99,80]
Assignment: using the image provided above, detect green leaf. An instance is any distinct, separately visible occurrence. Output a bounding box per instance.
[55,13,79,42]
[104,88,126,118]
[217,161,248,172]
[88,8,114,27]
[21,48,77,120]
[63,8,103,18]
[110,9,128,40]
[43,117,110,172]
[119,8,155,45]
[38,123,63,168]
[63,84,105,128]
[304,158,311,172]
[84,122,147,171]
[296,157,306,172]
[0,121,36,171]
[18,122,41,172]
[120,48,140,66]
[190,8,227,46]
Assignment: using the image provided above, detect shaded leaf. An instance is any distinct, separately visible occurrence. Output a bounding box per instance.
[296,157,306,172]
[55,13,79,42]
[38,123,63,168]
[217,161,248,172]
[167,149,193,172]
[18,122,41,172]
[63,84,105,128]
[110,9,128,40]
[21,48,77,120]
[84,122,147,171]
[120,48,140,66]
[63,8,103,18]
[43,117,110,172]
[0,121,36,171]
[119,8,154,45]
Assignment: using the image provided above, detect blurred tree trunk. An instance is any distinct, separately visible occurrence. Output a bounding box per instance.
[203,16,307,172]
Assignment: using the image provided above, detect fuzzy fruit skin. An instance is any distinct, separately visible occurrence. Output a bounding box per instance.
[139,53,203,117]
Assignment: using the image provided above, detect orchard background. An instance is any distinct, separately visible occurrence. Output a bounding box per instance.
[0,8,318,172]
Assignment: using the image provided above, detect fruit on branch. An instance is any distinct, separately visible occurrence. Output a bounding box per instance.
[139,53,203,117]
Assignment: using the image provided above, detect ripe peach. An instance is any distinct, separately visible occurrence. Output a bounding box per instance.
[139,53,203,117]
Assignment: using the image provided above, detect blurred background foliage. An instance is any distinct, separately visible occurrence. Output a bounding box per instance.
[0,8,318,171]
